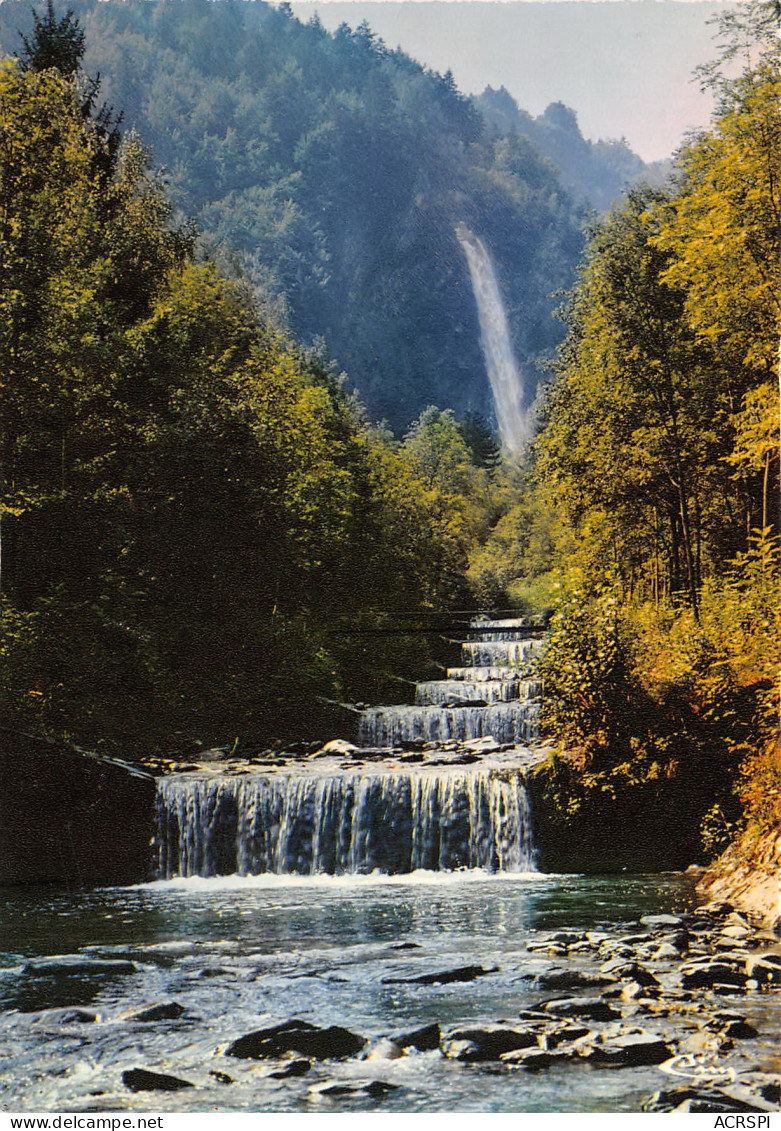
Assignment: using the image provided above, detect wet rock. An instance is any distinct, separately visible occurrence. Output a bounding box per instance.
[383,964,497,986]
[746,954,781,984]
[209,1071,233,1085]
[700,901,735,917]
[461,737,501,753]
[526,942,568,956]
[582,1033,673,1066]
[500,1047,562,1069]
[226,1019,366,1060]
[392,1023,441,1051]
[441,1038,483,1061]
[133,1002,186,1023]
[310,1079,399,1097]
[653,943,684,961]
[680,959,748,988]
[640,914,684,929]
[537,997,619,1021]
[549,932,586,945]
[681,1030,725,1055]
[389,942,421,951]
[620,981,659,1002]
[717,1086,781,1113]
[269,1059,311,1079]
[444,1026,537,1060]
[716,1017,760,1039]
[310,739,360,758]
[657,930,689,952]
[49,1009,99,1024]
[122,1068,194,1092]
[538,1024,591,1049]
[720,924,754,941]
[536,969,615,991]
[365,1039,403,1061]
[599,959,658,986]
[23,959,136,976]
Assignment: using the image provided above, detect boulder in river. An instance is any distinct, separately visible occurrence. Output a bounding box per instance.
[679,960,748,989]
[269,1059,312,1079]
[226,1019,366,1060]
[364,1039,403,1061]
[580,1033,673,1066]
[640,914,684,929]
[122,1068,194,1092]
[599,959,658,986]
[441,1038,483,1062]
[36,1008,99,1025]
[535,969,616,990]
[391,1022,441,1051]
[443,1026,537,1060]
[383,964,497,986]
[133,1002,186,1023]
[536,997,619,1021]
[500,1047,564,1069]
[745,954,781,984]
[310,1079,400,1098]
[23,959,136,977]
[310,739,360,758]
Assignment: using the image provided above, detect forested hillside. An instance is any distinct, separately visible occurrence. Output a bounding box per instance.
[0,0,614,429]
[479,0,780,867]
[0,7,522,755]
[475,86,671,213]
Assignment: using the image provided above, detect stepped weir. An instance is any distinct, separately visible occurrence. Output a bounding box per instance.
[153,618,544,878]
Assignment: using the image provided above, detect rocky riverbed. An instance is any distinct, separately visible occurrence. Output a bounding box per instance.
[1,878,779,1113]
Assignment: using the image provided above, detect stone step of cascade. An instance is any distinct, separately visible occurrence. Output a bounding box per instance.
[359,702,540,748]
[446,668,542,689]
[469,618,542,642]
[462,639,545,667]
[415,679,523,705]
[470,618,533,629]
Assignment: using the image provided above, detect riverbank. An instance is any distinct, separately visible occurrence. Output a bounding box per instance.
[699,826,781,930]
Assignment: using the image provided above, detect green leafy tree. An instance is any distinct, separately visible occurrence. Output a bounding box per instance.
[17,0,84,76]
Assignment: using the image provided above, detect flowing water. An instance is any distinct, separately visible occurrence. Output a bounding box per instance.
[0,871,722,1113]
[4,618,777,1113]
[457,225,529,453]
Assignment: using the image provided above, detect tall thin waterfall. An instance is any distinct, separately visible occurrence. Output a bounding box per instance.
[153,617,543,878]
[457,224,529,453]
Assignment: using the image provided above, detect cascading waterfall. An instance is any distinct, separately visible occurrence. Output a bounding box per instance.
[153,617,543,878]
[154,767,536,878]
[457,223,530,453]
[360,633,544,747]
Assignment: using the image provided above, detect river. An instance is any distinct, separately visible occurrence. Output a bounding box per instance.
[0,869,732,1113]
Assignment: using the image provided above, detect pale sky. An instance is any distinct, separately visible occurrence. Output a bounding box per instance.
[291,1,732,161]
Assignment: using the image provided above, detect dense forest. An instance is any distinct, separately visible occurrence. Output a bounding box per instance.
[0,0,656,429]
[0,0,778,872]
[0,3,525,755]
[500,0,779,864]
